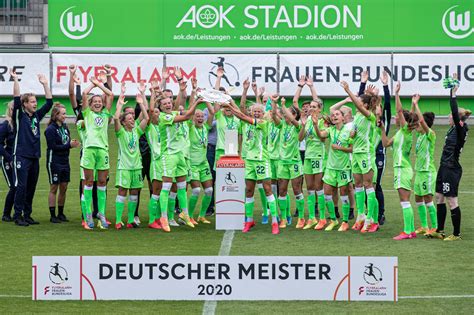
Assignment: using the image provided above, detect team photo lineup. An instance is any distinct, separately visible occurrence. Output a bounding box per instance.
[1,64,469,241]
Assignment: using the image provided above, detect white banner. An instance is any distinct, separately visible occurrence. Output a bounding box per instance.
[393,53,474,97]
[166,54,277,96]
[280,54,392,97]
[0,53,50,95]
[33,256,398,301]
[52,54,164,96]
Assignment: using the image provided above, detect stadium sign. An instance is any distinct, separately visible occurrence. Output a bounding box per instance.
[0,54,50,95]
[33,256,398,301]
[47,0,474,51]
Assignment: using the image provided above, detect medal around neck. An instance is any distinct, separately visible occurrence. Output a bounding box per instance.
[197,89,232,104]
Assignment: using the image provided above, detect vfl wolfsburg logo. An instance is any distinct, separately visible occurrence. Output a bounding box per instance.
[442,5,473,39]
[60,6,94,40]
[128,134,137,151]
[270,130,277,141]
[246,128,254,140]
[284,131,291,142]
[94,116,104,127]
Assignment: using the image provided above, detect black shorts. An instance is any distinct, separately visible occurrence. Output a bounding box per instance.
[47,164,71,185]
[436,166,462,197]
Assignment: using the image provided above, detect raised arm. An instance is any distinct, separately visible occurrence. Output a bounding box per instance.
[379,122,393,147]
[214,67,224,90]
[68,65,78,110]
[340,81,371,117]
[306,75,318,100]
[394,81,406,127]
[137,93,149,131]
[10,69,20,97]
[174,97,201,123]
[358,70,368,96]
[380,70,391,134]
[114,94,126,132]
[270,94,281,126]
[240,78,250,113]
[313,109,328,139]
[251,81,261,104]
[226,99,254,125]
[92,76,114,110]
[298,117,307,141]
[104,64,112,91]
[36,74,54,121]
[293,75,305,107]
[205,102,215,126]
[412,94,429,134]
[280,97,299,127]
[330,96,351,113]
[450,73,462,129]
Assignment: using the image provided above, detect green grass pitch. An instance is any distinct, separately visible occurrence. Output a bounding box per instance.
[0,125,473,313]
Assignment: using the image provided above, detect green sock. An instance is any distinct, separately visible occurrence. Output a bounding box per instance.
[200,194,212,217]
[427,202,438,229]
[366,189,376,221]
[81,195,87,220]
[159,189,170,218]
[83,187,93,215]
[373,196,379,224]
[402,204,414,234]
[127,197,137,224]
[342,202,350,222]
[268,196,277,218]
[177,187,188,215]
[296,194,305,219]
[325,197,336,220]
[355,188,365,217]
[245,198,255,220]
[168,193,176,220]
[317,192,326,220]
[286,194,291,217]
[115,196,125,224]
[97,186,106,216]
[417,203,428,228]
[258,186,268,216]
[148,195,159,224]
[278,197,287,218]
[188,194,199,219]
[307,192,316,220]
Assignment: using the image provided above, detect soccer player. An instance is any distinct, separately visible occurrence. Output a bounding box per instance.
[0,102,15,222]
[340,80,380,232]
[45,103,80,223]
[409,95,438,235]
[157,93,199,231]
[10,70,53,226]
[314,107,352,231]
[113,92,149,229]
[188,103,215,225]
[271,96,304,229]
[433,73,470,241]
[380,82,419,240]
[225,99,279,234]
[80,76,114,229]
[299,100,326,229]
[214,98,241,169]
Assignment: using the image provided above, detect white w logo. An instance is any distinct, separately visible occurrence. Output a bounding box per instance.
[442,5,474,39]
[60,6,94,40]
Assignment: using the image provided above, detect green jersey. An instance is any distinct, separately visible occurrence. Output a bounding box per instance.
[82,108,111,149]
[145,123,161,161]
[352,112,376,153]
[182,122,190,159]
[279,120,301,163]
[415,129,436,172]
[158,111,187,155]
[268,121,281,160]
[241,124,249,159]
[243,119,269,161]
[116,125,144,170]
[392,125,413,168]
[215,110,241,151]
[326,124,352,171]
[304,118,326,159]
[189,122,210,166]
[371,127,382,156]
[76,120,85,143]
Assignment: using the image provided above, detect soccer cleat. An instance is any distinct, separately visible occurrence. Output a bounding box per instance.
[296,218,306,229]
[338,222,350,232]
[351,221,364,231]
[271,222,280,235]
[126,222,139,229]
[368,223,380,233]
[98,213,109,229]
[97,220,108,230]
[410,232,417,239]
[393,232,411,240]
[287,216,292,226]
[178,212,195,228]
[83,224,92,230]
[169,219,179,227]
[148,221,162,229]
[303,219,318,230]
[190,217,198,226]
[261,215,269,225]
[86,214,94,229]
[443,234,462,241]
[426,230,445,239]
[314,219,327,230]
[2,214,12,222]
[415,227,428,235]
[50,216,62,224]
[134,216,141,225]
[81,220,86,228]
[242,221,255,233]
[325,220,339,231]
[197,217,211,224]
[160,217,171,232]
[279,219,287,228]
[115,222,124,230]
[360,223,370,234]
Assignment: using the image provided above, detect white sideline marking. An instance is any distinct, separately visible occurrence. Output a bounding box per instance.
[0,294,29,298]
[202,230,235,315]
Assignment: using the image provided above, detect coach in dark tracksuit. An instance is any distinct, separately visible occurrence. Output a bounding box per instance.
[45,104,80,223]
[11,71,53,226]
[0,102,16,222]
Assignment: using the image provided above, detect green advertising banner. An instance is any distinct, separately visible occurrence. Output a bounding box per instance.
[48,0,474,51]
